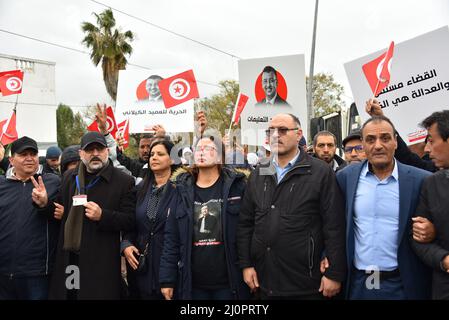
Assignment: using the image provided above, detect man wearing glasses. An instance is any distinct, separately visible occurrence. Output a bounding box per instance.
[342,130,366,165]
[238,113,346,300]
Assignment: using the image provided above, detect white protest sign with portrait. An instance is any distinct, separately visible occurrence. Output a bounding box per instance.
[115,69,194,133]
[344,26,449,144]
[238,55,307,146]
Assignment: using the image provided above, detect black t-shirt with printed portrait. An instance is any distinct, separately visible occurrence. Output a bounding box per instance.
[192,175,229,290]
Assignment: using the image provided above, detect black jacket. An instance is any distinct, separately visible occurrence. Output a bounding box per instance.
[0,168,60,277]
[411,170,449,299]
[49,162,136,299]
[238,150,346,296]
[121,179,177,298]
[313,153,347,172]
[159,167,250,300]
[117,151,147,178]
[395,134,437,172]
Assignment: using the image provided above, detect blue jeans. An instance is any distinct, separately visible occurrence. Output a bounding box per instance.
[192,287,234,300]
[0,275,49,300]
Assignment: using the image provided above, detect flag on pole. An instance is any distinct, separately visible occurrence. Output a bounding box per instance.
[362,41,395,96]
[87,106,118,137]
[117,119,130,149]
[0,111,18,145]
[231,93,249,125]
[0,70,24,96]
[158,69,199,109]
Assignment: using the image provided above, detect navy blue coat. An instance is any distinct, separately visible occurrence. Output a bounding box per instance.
[122,179,177,297]
[0,169,60,277]
[336,160,432,299]
[159,167,250,300]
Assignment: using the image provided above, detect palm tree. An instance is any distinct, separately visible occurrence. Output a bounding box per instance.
[81,9,134,101]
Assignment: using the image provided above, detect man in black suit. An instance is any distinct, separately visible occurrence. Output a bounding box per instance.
[198,205,218,237]
[256,66,290,106]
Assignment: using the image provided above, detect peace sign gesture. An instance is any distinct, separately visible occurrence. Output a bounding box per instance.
[31,176,48,208]
[95,103,109,134]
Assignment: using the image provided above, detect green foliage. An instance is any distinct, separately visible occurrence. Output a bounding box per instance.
[307,73,346,117]
[56,104,86,149]
[81,9,134,101]
[195,80,239,135]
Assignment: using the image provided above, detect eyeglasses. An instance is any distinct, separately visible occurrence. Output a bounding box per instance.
[344,145,364,153]
[194,145,217,153]
[265,127,298,137]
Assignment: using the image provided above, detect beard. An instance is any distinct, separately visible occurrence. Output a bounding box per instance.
[82,156,108,173]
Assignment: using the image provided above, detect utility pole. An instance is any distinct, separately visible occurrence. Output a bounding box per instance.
[307,0,319,141]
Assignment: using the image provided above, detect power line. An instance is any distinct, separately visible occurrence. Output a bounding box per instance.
[0,100,90,108]
[89,0,241,59]
[0,28,221,88]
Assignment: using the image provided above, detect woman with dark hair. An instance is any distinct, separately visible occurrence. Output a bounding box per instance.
[121,138,178,299]
[160,135,250,300]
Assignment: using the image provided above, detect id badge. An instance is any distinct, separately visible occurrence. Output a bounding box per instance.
[72,195,88,206]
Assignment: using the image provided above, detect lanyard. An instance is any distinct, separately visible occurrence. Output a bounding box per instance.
[76,175,101,193]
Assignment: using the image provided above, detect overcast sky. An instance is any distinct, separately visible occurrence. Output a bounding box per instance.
[0,0,448,113]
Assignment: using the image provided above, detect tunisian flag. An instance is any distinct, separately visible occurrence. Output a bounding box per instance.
[231,93,249,125]
[362,41,395,96]
[0,111,18,145]
[158,69,199,109]
[87,106,118,138]
[0,70,24,96]
[116,119,130,149]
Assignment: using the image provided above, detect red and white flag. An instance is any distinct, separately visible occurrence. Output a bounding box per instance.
[87,106,118,137]
[362,41,395,96]
[158,69,199,109]
[117,119,130,149]
[231,92,249,125]
[0,70,24,96]
[0,111,18,145]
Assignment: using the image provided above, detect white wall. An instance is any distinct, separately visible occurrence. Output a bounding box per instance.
[0,54,57,147]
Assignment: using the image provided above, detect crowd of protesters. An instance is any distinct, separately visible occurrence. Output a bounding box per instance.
[0,99,448,300]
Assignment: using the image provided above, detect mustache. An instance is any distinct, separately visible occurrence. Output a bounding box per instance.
[90,157,102,162]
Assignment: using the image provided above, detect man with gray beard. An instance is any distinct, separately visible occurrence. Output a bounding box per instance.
[49,131,136,300]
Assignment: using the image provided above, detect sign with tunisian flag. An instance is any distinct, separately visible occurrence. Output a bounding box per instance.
[158,69,199,109]
[0,70,24,96]
[344,27,449,145]
[115,69,196,133]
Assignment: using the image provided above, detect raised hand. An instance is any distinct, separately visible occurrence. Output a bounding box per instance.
[95,103,109,134]
[365,98,384,117]
[151,124,166,138]
[31,176,48,208]
[196,111,207,135]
